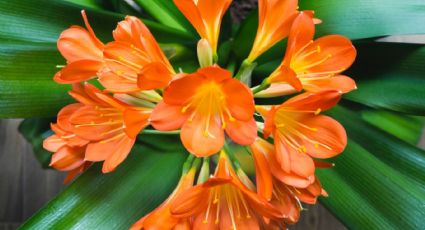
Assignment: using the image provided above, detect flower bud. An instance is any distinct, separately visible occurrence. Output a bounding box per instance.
[197,38,213,67]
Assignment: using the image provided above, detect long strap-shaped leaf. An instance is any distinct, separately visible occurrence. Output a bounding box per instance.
[300,0,425,39]
[320,106,425,229]
[344,43,425,115]
[19,134,187,229]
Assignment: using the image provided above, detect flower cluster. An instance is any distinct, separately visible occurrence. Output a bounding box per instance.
[44,0,356,228]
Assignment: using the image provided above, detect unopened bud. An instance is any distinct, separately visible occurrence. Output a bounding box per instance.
[197,39,213,67]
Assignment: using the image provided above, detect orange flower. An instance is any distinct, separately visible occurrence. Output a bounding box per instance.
[101,16,175,93]
[43,104,92,183]
[266,178,327,228]
[173,0,232,54]
[251,140,328,227]
[251,137,314,189]
[170,153,283,229]
[257,91,347,183]
[151,66,257,157]
[247,0,299,62]
[54,10,104,84]
[261,12,357,97]
[45,83,151,173]
[130,167,196,230]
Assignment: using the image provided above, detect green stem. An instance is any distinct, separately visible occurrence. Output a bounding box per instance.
[251,79,271,95]
[141,129,181,135]
[181,155,195,175]
[197,157,210,184]
[234,59,257,86]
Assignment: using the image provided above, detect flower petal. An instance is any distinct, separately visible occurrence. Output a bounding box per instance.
[303,75,357,93]
[102,135,135,173]
[163,74,203,105]
[180,114,224,157]
[137,62,173,90]
[54,60,103,84]
[222,78,255,121]
[98,70,140,93]
[123,109,151,138]
[296,35,356,74]
[283,12,315,65]
[57,26,103,62]
[50,146,85,171]
[251,142,273,201]
[301,115,347,158]
[150,102,188,131]
[225,118,257,145]
[283,90,342,112]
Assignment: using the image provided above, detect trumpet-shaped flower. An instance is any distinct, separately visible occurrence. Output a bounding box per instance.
[130,167,196,230]
[45,83,151,173]
[262,12,357,97]
[151,66,257,157]
[101,16,175,93]
[54,10,104,84]
[251,139,327,227]
[247,0,299,62]
[43,103,92,183]
[251,137,314,188]
[173,0,232,54]
[170,153,283,229]
[257,91,347,186]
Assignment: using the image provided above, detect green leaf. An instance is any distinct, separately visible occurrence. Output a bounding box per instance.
[134,0,195,34]
[18,118,55,168]
[318,106,425,229]
[20,134,187,229]
[361,110,425,145]
[300,0,425,39]
[344,43,425,115]
[0,0,196,118]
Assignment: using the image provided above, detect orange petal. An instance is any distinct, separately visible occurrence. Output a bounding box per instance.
[123,109,151,138]
[43,135,67,152]
[271,181,301,223]
[57,103,84,131]
[314,160,335,168]
[283,12,315,65]
[273,133,291,172]
[170,186,210,218]
[251,142,273,201]
[249,0,298,61]
[254,83,297,98]
[137,62,173,90]
[163,74,203,105]
[103,41,145,78]
[303,75,357,93]
[70,105,123,141]
[57,26,103,62]
[268,65,302,91]
[197,65,232,82]
[295,35,356,74]
[180,114,224,157]
[54,60,103,84]
[283,90,342,112]
[98,70,140,93]
[150,102,188,131]
[222,78,255,121]
[102,135,135,173]
[50,146,85,171]
[292,177,324,204]
[225,118,257,145]
[301,115,347,159]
